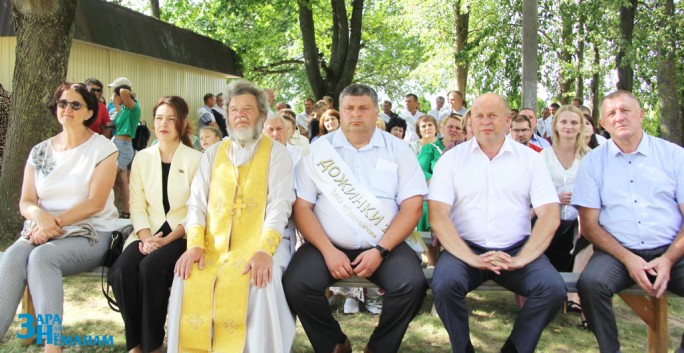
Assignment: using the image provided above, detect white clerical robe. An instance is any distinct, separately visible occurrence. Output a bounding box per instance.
[167,136,296,353]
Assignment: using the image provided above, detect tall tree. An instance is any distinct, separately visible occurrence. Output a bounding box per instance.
[0,0,77,240]
[521,0,538,111]
[150,0,160,19]
[298,0,363,103]
[656,0,680,144]
[616,0,637,91]
[453,1,469,95]
[557,1,574,103]
[574,0,586,99]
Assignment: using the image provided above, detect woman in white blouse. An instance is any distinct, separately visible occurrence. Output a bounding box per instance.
[540,105,590,315]
[0,83,119,353]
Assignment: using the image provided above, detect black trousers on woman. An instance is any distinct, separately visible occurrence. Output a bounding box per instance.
[544,219,578,272]
[107,238,186,352]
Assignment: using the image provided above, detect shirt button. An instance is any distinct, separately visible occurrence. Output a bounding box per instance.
[634,200,638,203]
[638,221,641,224]
[630,180,634,183]
[629,161,632,164]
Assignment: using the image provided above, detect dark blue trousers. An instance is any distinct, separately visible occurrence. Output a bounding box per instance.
[432,240,566,353]
[577,246,684,353]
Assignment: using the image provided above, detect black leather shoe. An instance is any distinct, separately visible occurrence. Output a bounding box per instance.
[331,337,351,353]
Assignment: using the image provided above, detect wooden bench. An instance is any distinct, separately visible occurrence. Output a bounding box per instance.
[9,253,672,352]
[336,269,671,353]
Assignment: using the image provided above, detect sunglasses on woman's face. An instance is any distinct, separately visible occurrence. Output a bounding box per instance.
[57,100,84,110]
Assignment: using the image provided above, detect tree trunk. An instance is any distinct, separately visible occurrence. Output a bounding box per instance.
[557,3,574,104]
[575,0,585,99]
[657,0,680,145]
[453,1,469,95]
[298,0,363,106]
[521,0,538,111]
[0,0,77,241]
[590,42,600,123]
[150,0,161,19]
[0,85,10,176]
[616,0,637,92]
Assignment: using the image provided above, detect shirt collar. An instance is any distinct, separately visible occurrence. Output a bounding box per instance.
[606,131,650,156]
[468,136,514,157]
[331,128,386,151]
[229,134,263,166]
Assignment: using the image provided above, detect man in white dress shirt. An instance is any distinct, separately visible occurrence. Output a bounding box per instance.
[439,90,468,121]
[296,97,315,138]
[400,93,424,142]
[428,96,445,121]
[284,84,428,353]
[428,93,565,353]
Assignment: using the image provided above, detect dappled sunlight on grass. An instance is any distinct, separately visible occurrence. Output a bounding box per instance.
[1,278,682,352]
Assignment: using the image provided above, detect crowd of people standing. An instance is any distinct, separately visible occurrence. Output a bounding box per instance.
[0,77,682,353]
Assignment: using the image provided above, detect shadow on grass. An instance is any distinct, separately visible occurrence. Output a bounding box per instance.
[0,276,680,353]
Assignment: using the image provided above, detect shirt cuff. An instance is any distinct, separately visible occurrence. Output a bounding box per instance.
[186,224,206,249]
[257,228,281,255]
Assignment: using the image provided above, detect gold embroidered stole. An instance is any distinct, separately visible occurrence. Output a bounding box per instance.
[180,138,277,352]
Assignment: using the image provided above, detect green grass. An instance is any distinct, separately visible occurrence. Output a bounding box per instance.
[0,277,682,352]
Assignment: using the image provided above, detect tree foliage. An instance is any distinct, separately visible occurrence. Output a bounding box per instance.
[115,0,682,140]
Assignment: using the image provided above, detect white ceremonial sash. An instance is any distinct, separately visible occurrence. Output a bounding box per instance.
[306,138,393,246]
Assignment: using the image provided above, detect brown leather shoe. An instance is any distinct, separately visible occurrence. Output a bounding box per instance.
[331,337,351,353]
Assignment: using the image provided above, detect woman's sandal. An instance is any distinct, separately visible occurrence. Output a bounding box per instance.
[580,317,590,330]
[565,300,582,314]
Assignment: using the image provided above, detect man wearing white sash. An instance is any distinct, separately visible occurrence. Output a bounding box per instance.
[166,80,296,353]
[283,84,428,353]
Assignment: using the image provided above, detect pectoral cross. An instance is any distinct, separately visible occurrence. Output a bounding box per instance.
[230,195,254,217]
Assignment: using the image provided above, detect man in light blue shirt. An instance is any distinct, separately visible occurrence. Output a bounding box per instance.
[572,90,684,353]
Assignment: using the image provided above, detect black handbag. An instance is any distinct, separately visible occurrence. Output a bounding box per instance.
[101,225,132,312]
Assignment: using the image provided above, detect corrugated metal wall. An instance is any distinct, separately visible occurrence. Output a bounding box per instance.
[0,37,16,91]
[0,38,230,133]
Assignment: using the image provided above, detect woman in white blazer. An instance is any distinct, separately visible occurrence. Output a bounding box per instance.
[108,96,202,353]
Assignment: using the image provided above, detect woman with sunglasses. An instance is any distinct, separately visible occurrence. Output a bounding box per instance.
[108,96,201,353]
[0,82,119,353]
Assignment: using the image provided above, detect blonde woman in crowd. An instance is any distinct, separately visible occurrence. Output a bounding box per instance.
[540,105,590,324]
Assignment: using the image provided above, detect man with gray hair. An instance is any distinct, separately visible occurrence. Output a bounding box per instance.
[167,80,296,352]
[284,84,428,353]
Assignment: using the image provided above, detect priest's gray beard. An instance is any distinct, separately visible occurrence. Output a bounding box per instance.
[228,125,259,146]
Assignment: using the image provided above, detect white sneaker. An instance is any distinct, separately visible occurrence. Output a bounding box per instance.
[343,297,359,314]
[365,302,382,315]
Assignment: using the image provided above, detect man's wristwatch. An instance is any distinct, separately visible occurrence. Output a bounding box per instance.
[374,244,391,259]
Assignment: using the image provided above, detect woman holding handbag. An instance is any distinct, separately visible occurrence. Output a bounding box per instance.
[0,82,119,353]
[107,96,202,353]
